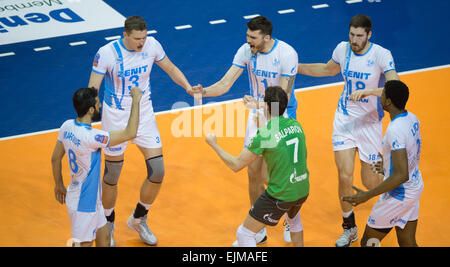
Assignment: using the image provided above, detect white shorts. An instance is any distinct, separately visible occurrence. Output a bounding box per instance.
[67,203,107,243]
[367,184,423,229]
[101,101,162,156]
[332,111,382,163]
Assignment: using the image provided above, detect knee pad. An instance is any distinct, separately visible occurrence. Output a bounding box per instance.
[103,160,124,186]
[286,212,303,233]
[236,225,257,247]
[146,156,165,184]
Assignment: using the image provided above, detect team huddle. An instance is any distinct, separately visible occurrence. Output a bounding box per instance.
[51,14,423,247]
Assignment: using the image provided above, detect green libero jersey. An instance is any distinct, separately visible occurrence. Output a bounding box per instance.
[247,116,309,202]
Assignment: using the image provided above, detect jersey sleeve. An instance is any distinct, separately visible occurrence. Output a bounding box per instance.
[280,46,298,77]
[151,38,166,62]
[86,129,111,150]
[386,126,406,151]
[376,47,396,74]
[331,41,347,65]
[232,44,249,69]
[92,45,114,75]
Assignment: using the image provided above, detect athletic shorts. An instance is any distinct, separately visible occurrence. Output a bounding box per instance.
[244,108,289,148]
[367,183,423,230]
[332,111,382,163]
[67,203,107,243]
[101,101,162,156]
[249,190,308,226]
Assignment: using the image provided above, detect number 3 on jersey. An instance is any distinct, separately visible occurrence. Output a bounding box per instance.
[128,75,139,90]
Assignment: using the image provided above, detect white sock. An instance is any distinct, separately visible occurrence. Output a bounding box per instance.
[236,225,257,247]
[139,200,151,210]
[342,210,353,218]
[104,208,114,217]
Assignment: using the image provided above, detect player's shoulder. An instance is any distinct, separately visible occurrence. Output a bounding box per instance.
[60,119,74,130]
[332,41,349,55]
[96,40,117,56]
[336,41,349,50]
[99,39,118,50]
[286,117,303,128]
[145,36,159,46]
[235,43,252,57]
[276,39,297,56]
[389,112,412,132]
[405,111,420,127]
[407,111,419,121]
[238,42,251,51]
[370,43,392,55]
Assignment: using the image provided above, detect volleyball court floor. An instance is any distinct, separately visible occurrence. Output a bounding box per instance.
[0,66,448,247]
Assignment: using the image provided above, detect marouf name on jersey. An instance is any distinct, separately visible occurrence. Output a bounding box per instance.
[0,7,83,33]
[63,131,81,147]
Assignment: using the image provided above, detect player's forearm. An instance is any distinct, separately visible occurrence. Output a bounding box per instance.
[88,71,104,90]
[280,75,296,102]
[203,80,231,97]
[298,63,333,77]
[362,87,383,97]
[167,66,192,91]
[366,172,409,199]
[210,144,242,172]
[124,99,141,139]
[51,159,64,187]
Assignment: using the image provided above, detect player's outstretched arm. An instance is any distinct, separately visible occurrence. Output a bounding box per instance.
[298,59,341,77]
[343,149,409,206]
[109,87,143,147]
[280,75,296,102]
[351,70,400,101]
[200,65,244,97]
[156,56,193,94]
[205,134,257,172]
[88,71,104,91]
[51,141,66,205]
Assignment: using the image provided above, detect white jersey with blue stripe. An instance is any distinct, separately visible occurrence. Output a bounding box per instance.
[92,37,166,110]
[233,39,299,118]
[382,111,423,201]
[58,120,110,212]
[332,41,396,122]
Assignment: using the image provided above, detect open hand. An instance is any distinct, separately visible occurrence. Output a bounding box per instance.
[54,183,67,205]
[342,186,371,207]
[350,89,368,101]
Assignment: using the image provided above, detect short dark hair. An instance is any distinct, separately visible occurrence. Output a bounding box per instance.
[72,87,98,117]
[264,86,288,116]
[124,16,147,34]
[384,80,409,110]
[349,14,372,33]
[247,16,273,36]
